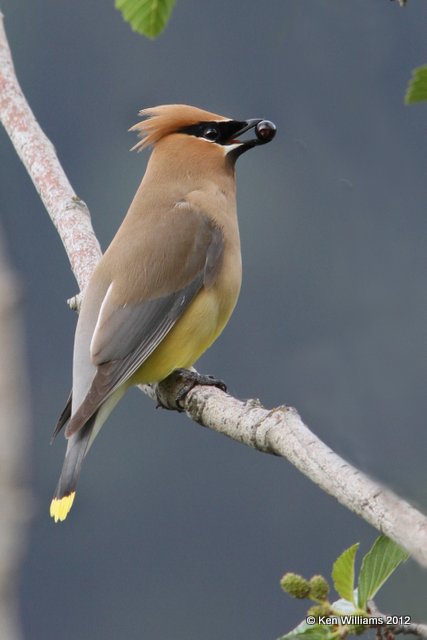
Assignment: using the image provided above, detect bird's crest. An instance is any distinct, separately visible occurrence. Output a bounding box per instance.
[130,104,229,151]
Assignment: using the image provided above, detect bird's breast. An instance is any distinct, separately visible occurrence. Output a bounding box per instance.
[130,253,241,386]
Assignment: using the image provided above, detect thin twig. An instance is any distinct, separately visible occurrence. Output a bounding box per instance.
[369,600,427,638]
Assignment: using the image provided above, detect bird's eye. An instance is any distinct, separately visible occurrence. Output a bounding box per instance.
[203,126,219,142]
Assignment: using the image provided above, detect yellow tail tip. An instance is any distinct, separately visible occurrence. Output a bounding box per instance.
[50,492,76,522]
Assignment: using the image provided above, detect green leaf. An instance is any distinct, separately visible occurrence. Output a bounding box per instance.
[279,622,338,639]
[115,0,176,38]
[332,543,359,605]
[405,64,427,105]
[357,536,410,608]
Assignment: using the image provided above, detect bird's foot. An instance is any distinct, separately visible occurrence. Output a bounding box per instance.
[155,368,227,412]
[174,369,227,405]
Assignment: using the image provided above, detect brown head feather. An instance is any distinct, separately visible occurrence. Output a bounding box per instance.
[130,104,230,151]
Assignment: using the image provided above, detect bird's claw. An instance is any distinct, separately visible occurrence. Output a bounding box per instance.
[174,369,227,407]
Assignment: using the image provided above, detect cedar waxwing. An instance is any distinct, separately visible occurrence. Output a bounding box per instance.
[50,104,276,522]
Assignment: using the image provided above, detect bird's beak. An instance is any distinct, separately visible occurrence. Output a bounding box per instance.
[227,119,277,157]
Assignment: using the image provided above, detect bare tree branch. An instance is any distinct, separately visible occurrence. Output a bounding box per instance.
[369,600,427,638]
[0,12,101,293]
[151,374,427,567]
[2,9,427,574]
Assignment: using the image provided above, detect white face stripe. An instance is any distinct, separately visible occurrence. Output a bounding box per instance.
[197,136,243,154]
[222,142,243,154]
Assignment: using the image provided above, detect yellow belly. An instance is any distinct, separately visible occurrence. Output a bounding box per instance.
[129,285,237,385]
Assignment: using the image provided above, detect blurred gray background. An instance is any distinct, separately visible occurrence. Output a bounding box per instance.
[1,1,427,638]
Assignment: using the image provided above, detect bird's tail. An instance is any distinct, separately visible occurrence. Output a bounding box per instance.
[50,415,96,523]
[50,387,126,522]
